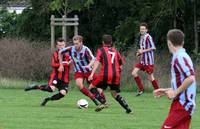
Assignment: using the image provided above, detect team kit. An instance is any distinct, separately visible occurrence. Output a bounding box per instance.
[25,23,196,129]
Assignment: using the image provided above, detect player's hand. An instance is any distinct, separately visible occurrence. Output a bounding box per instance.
[153,88,168,98]
[88,74,93,81]
[165,88,176,100]
[119,66,123,72]
[58,65,64,72]
[138,49,144,54]
[83,65,90,69]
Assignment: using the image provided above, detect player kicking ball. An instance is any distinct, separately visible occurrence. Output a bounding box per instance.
[58,35,107,110]
[154,29,196,129]
[24,38,71,106]
[88,34,132,113]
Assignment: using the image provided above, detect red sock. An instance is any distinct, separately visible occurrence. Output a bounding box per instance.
[151,80,159,90]
[134,76,144,92]
[80,87,95,100]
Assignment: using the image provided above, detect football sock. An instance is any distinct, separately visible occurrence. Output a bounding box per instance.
[134,76,144,92]
[38,85,53,92]
[90,88,106,104]
[49,93,65,100]
[115,94,130,111]
[151,80,159,90]
[80,87,95,100]
[100,92,106,104]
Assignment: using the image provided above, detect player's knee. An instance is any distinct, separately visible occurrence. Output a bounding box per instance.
[76,81,84,89]
[110,90,118,98]
[50,86,56,92]
[132,71,138,77]
[60,90,67,95]
[148,74,155,81]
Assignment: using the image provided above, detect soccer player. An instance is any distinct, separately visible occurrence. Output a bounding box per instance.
[154,29,196,129]
[24,38,71,106]
[132,22,159,96]
[58,35,106,107]
[88,34,132,113]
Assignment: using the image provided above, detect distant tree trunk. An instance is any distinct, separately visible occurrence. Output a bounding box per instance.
[194,0,199,53]
[173,0,177,28]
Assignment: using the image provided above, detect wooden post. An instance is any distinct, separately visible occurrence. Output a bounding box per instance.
[74,15,78,35]
[62,15,67,42]
[51,15,55,53]
[50,15,79,50]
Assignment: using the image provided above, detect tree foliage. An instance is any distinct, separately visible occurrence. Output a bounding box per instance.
[0,0,199,52]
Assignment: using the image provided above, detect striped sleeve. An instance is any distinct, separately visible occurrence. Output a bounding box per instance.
[85,47,95,61]
[146,35,156,49]
[60,46,72,54]
[175,56,195,78]
[51,52,60,68]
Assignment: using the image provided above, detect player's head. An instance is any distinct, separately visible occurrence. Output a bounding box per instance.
[167,29,184,53]
[56,38,66,50]
[139,22,148,35]
[102,34,112,45]
[73,35,83,51]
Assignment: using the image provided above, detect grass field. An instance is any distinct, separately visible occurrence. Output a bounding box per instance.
[0,89,199,129]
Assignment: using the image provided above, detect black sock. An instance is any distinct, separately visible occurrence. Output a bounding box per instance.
[49,93,65,101]
[38,85,53,92]
[90,88,105,104]
[115,95,130,110]
[92,99,100,106]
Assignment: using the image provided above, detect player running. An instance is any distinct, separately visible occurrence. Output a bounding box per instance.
[88,34,132,113]
[24,38,71,106]
[154,29,196,129]
[132,22,159,96]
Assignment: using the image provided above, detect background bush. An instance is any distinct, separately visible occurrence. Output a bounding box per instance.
[0,38,199,91]
[0,38,51,80]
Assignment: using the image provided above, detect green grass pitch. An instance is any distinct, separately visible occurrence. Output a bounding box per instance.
[0,89,199,129]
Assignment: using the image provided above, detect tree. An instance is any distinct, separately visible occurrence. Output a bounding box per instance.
[193,0,199,54]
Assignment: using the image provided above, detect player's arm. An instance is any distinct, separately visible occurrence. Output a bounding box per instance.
[166,75,195,99]
[162,56,195,99]
[117,51,124,71]
[85,47,96,68]
[138,36,156,54]
[58,47,71,72]
[88,49,101,81]
[51,52,60,68]
[62,55,72,66]
[88,61,100,81]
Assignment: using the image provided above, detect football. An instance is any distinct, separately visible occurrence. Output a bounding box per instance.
[77,99,88,109]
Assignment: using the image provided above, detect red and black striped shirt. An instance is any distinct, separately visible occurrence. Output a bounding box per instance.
[48,51,70,85]
[96,46,124,85]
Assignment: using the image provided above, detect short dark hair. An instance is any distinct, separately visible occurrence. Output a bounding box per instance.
[56,38,65,44]
[73,35,83,42]
[140,22,148,29]
[102,34,112,45]
[167,29,184,46]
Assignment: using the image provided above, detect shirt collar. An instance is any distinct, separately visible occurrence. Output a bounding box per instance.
[103,44,111,47]
[173,48,185,57]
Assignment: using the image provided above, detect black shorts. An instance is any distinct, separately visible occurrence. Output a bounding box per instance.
[96,82,120,93]
[52,77,69,91]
